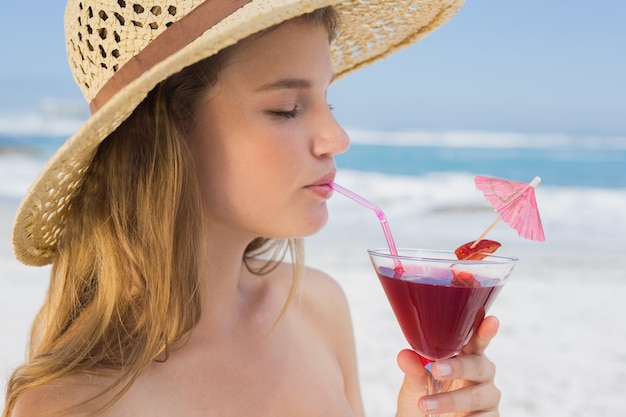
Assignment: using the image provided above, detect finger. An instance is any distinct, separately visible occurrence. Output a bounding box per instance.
[397,349,426,377]
[463,315,499,356]
[420,381,501,415]
[396,349,427,389]
[396,349,428,414]
[431,353,496,383]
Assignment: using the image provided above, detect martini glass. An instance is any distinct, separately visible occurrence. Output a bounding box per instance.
[367,248,517,417]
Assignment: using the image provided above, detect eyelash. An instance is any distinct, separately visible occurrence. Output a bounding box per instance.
[268,104,334,120]
[270,106,301,119]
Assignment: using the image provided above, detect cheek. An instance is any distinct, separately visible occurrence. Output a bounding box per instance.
[190,138,284,227]
[188,106,312,234]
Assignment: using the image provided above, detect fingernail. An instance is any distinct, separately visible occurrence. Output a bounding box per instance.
[422,398,439,412]
[435,362,452,377]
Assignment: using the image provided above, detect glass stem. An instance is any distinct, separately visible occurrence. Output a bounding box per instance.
[424,363,453,417]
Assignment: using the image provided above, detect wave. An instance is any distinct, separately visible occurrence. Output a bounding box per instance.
[345,128,626,150]
[323,170,626,255]
[2,155,624,258]
[0,98,88,137]
[1,103,625,151]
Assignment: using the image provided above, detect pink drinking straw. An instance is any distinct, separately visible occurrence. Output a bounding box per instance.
[329,182,400,257]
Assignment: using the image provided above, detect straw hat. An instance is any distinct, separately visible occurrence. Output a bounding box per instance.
[13,0,464,266]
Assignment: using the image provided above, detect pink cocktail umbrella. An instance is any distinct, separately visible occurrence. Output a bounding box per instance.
[471,176,545,247]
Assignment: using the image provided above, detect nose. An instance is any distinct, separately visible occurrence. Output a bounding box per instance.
[311,105,350,158]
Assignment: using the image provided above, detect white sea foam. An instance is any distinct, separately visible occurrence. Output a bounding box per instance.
[0,155,46,199]
[346,128,626,150]
[320,170,626,256]
[0,100,87,137]
[2,108,625,151]
[1,155,624,255]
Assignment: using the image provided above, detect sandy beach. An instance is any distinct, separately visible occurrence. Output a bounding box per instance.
[2,168,626,416]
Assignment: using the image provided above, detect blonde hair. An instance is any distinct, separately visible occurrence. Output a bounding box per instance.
[4,7,338,417]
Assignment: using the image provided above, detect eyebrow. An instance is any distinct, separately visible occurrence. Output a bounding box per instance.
[255,73,336,92]
[256,78,312,92]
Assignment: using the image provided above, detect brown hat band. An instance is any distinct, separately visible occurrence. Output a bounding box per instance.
[89,0,252,114]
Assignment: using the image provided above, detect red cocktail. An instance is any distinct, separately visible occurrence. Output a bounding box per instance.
[376,266,502,362]
[368,248,516,417]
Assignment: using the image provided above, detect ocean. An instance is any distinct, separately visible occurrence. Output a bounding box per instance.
[2,124,626,255]
[2,119,626,416]
[338,133,626,189]
[3,127,626,187]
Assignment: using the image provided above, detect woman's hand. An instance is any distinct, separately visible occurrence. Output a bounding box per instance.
[395,316,501,416]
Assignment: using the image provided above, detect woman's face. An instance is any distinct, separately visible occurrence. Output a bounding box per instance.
[188,19,350,240]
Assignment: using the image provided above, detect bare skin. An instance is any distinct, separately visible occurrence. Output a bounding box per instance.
[13,263,361,417]
[11,19,502,417]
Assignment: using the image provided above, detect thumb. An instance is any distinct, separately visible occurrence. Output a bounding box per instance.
[396,349,428,417]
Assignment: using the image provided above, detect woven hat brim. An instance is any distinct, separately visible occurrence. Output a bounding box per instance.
[12,0,464,266]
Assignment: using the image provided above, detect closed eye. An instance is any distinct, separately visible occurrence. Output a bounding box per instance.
[268,106,301,119]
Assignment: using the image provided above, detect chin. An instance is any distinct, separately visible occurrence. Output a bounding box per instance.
[265,203,329,239]
[288,209,330,238]
[307,217,330,237]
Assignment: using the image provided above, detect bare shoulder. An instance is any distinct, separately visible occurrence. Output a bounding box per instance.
[296,265,365,416]
[253,260,349,312]
[10,374,119,417]
[10,383,61,417]
[295,265,354,346]
[299,265,350,315]
[260,261,351,334]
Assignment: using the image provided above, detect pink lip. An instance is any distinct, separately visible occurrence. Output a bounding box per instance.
[305,172,336,199]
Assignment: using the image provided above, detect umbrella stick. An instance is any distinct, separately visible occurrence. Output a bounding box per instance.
[470,215,502,248]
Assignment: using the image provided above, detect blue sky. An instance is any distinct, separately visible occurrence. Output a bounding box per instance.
[1,1,625,137]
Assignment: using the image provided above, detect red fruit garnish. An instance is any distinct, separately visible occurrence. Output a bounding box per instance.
[451,270,480,288]
[455,239,501,261]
